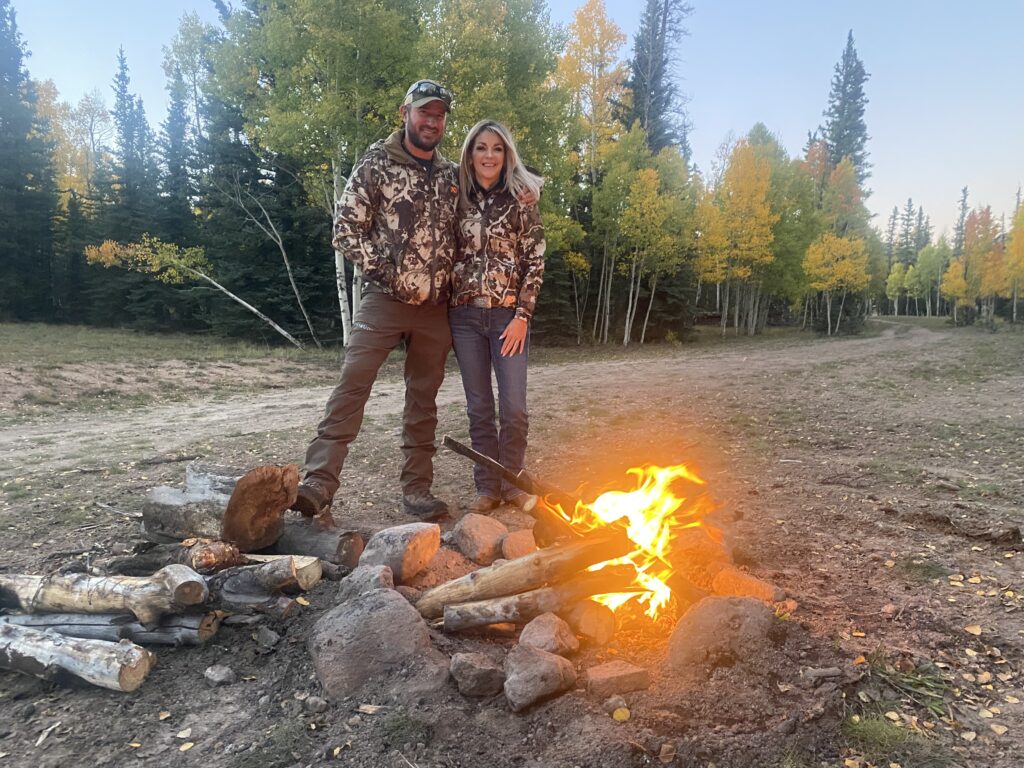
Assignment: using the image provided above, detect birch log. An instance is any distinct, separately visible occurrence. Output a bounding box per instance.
[0,565,208,626]
[0,612,220,646]
[416,529,632,619]
[442,566,638,632]
[0,624,155,692]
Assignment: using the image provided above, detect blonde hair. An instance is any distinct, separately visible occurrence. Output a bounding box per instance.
[459,120,543,209]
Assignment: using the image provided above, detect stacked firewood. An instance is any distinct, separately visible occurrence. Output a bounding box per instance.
[0,464,337,692]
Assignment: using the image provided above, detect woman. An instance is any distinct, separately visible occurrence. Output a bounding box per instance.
[450,120,546,513]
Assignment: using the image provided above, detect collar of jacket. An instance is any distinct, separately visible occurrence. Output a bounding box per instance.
[383,129,451,168]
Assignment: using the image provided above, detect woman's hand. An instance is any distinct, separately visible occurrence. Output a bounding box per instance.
[499,317,529,356]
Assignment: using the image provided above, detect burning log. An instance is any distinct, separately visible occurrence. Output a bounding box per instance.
[203,556,320,617]
[0,612,220,646]
[102,539,245,576]
[416,528,633,619]
[442,566,639,632]
[0,565,208,626]
[0,624,154,692]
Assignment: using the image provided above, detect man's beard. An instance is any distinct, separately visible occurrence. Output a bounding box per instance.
[406,122,442,153]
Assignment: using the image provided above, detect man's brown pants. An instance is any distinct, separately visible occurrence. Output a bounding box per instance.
[302,291,452,503]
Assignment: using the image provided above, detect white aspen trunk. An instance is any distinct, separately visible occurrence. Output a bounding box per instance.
[720,282,730,337]
[592,245,607,341]
[695,276,702,304]
[231,180,323,350]
[825,291,833,336]
[833,290,847,335]
[602,253,616,344]
[623,253,638,347]
[733,283,741,335]
[640,274,658,344]
[184,267,304,349]
[331,158,353,347]
[801,295,809,330]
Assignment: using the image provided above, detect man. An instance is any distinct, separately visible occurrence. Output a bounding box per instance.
[293,79,459,522]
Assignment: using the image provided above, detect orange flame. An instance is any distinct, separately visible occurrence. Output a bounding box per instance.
[561,464,713,620]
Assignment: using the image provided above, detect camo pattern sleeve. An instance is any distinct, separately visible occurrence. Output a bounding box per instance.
[514,201,546,321]
[331,144,397,292]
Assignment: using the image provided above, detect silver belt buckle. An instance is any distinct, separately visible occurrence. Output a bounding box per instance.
[470,296,491,308]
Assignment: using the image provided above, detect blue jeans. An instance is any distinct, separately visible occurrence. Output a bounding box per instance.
[449,305,529,500]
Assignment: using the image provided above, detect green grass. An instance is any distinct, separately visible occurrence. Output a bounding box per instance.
[896,556,949,582]
[0,322,343,366]
[841,715,948,766]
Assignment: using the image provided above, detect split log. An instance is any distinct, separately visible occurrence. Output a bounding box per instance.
[0,612,220,646]
[236,555,323,592]
[265,519,365,568]
[0,624,154,692]
[101,539,245,576]
[141,464,298,552]
[443,566,639,632]
[220,464,298,551]
[416,528,633,619]
[203,557,320,617]
[0,565,208,626]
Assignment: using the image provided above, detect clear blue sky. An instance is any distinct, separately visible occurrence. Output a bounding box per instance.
[14,1,1024,236]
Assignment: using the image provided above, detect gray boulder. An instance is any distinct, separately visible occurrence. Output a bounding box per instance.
[450,652,505,697]
[310,565,448,701]
[454,513,508,565]
[519,612,579,656]
[667,596,782,672]
[358,523,440,584]
[503,645,576,712]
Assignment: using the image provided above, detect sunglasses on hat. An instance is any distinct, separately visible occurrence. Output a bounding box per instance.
[403,80,454,109]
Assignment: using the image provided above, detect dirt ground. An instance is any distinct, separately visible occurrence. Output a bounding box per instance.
[1,319,1022,768]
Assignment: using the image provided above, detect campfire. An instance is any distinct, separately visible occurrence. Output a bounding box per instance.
[418,438,782,633]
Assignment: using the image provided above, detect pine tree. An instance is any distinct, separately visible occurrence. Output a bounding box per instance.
[884,205,898,272]
[820,30,870,184]
[158,66,196,246]
[623,0,693,155]
[896,198,916,265]
[952,186,969,260]
[0,0,58,320]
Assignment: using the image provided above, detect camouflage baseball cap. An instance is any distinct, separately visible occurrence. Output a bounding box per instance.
[403,79,453,111]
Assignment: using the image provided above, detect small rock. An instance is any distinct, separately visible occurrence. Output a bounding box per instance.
[562,601,616,646]
[500,529,537,560]
[255,626,281,652]
[585,660,650,698]
[257,695,271,707]
[602,695,627,714]
[519,613,579,656]
[359,523,441,584]
[205,664,237,687]
[503,645,576,712]
[303,696,329,714]
[881,603,897,617]
[450,652,505,697]
[454,513,509,565]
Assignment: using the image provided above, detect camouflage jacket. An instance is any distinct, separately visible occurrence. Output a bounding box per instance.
[333,130,460,305]
[451,186,546,321]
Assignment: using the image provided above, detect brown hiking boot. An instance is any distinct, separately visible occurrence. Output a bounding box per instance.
[291,482,330,518]
[403,491,449,521]
[468,495,500,514]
